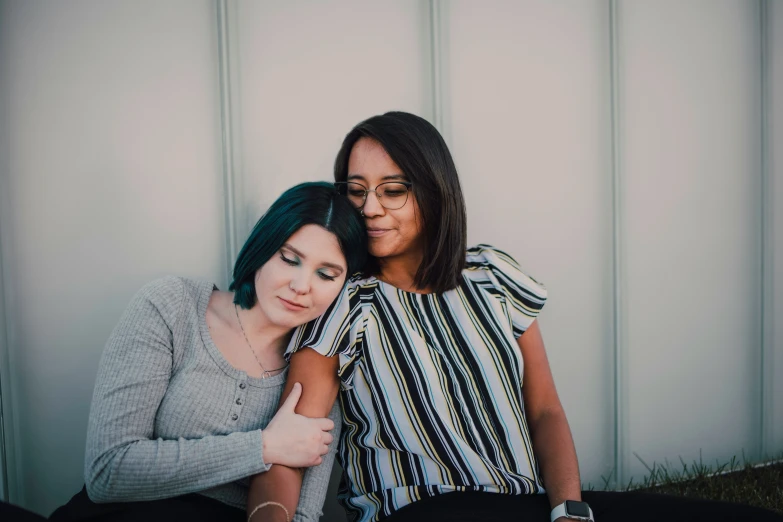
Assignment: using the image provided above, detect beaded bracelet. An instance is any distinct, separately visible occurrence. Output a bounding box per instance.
[248,501,290,522]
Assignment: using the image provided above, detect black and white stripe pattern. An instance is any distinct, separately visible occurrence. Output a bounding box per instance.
[288,245,548,522]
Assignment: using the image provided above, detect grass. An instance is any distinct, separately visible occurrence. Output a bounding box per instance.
[596,452,783,514]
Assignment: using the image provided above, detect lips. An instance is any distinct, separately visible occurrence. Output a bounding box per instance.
[367,228,390,237]
[278,296,307,311]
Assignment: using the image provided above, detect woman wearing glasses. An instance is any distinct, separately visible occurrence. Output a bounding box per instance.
[49,183,365,522]
[247,113,782,522]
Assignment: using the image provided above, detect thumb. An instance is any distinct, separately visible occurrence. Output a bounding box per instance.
[280,382,302,413]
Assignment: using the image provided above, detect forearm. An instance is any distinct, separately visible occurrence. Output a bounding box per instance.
[248,465,303,522]
[246,348,340,521]
[249,403,340,522]
[295,401,342,521]
[86,430,269,502]
[529,409,582,508]
[517,321,581,514]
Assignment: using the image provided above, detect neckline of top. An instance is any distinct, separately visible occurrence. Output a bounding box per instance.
[196,281,288,389]
[367,275,443,297]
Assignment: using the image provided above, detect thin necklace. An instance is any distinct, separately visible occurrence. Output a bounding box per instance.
[234,303,288,378]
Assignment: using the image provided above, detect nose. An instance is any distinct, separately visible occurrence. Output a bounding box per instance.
[289,272,310,295]
[362,190,385,218]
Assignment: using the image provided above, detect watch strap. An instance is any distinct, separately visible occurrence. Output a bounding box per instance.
[550,501,594,522]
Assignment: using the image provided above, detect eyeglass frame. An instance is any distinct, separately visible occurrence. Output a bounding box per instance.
[334,180,413,210]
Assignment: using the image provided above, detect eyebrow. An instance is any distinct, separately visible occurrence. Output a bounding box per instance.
[282,244,345,272]
[347,173,408,182]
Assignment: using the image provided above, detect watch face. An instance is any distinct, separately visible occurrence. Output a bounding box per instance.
[565,500,591,518]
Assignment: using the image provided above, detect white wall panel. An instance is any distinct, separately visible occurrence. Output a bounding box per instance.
[233,3,428,519]
[0,0,225,513]
[448,0,614,487]
[620,0,762,479]
[0,1,778,518]
[770,0,783,457]
[233,0,429,240]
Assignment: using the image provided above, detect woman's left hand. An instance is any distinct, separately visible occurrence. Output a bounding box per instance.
[262,382,335,467]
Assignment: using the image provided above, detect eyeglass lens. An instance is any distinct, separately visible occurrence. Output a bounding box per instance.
[336,181,410,210]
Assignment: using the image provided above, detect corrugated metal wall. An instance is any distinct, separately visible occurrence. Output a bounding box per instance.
[0,1,780,518]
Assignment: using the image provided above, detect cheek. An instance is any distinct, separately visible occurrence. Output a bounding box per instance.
[310,283,344,314]
[266,264,297,289]
[255,261,287,290]
[400,206,423,239]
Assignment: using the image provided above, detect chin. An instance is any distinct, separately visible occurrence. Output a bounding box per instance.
[265,311,299,329]
[274,318,301,329]
[369,243,397,259]
[286,313,321,329]
[285,312,308,327]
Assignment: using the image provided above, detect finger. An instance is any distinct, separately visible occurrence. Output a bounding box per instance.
[320,444,330,456]
[280,382,302,413]
[316,418,335,431]
[322,432,334,445]
[314,456,323,466]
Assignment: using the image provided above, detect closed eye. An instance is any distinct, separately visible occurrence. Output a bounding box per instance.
[280,253,299,266]
[317,271,337,281]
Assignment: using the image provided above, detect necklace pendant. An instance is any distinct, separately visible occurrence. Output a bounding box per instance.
[262,370,271,379]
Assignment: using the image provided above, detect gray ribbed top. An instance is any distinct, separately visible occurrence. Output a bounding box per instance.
[84,276,340,521]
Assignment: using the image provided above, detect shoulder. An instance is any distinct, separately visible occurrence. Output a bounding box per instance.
[464,244,547,296]
[346,271,376,287]
[289,273,374,343]
[467,244,508,262]
[465,244,525,273]
[337,272,379,300]
[136,275,185,297]
[131,276,211,322]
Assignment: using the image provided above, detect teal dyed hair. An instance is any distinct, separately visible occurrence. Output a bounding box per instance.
[229,181,367,309]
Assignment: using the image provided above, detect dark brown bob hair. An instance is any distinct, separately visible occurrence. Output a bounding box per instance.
[334,111,467,293]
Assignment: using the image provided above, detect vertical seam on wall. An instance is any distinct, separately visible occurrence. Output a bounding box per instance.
[759,0,771,460]
[428,0,449,141]
[0,182,20,507]
[0,49,18,501]
[429,0,442,130]
[217,0,238,286]
[609,0,625,488]
[0,215,11,501]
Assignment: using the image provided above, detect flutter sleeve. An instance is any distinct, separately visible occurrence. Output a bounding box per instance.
[472,244,548,338]
[285,279,367,390]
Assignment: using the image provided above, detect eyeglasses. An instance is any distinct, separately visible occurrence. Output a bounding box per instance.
[334,181,412,210]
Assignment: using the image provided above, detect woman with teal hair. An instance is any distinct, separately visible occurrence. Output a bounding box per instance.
[49,181,366,521]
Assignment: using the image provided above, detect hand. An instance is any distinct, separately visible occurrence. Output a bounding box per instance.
[261,382,335,467]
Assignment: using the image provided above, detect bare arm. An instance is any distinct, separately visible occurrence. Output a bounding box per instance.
[295,401,342,521]
[518,320,581,518]
[247,348,340,522]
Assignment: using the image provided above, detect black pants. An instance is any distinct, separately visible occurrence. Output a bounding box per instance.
[47,487,244,522]
[383,490,783,522]
[4,488,779,522]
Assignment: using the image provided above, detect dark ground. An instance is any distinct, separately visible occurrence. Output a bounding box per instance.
[638,462,783,514]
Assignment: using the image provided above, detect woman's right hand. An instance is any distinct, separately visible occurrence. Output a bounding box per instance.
[261,382,335,467]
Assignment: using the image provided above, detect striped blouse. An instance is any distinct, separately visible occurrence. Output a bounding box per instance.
[287,245,548,522]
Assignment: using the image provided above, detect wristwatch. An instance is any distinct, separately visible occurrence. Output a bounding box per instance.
[550,500,594,522]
